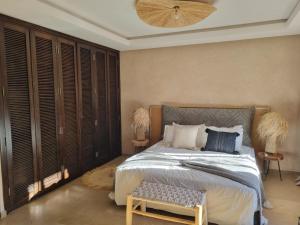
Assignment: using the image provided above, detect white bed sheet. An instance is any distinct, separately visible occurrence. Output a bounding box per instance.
[115,142,260,225]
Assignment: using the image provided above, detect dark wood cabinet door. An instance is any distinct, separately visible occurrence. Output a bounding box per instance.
[0,30,7,209]
[107,52,121,158]
[57,38,80,178]
[0,23,38,210]
[94,49,109,164]
[0,15,121,213]
[31,31,62,190]
[77,44,96,172]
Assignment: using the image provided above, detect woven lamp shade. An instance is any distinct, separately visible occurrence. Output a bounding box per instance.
[136,0,216,28]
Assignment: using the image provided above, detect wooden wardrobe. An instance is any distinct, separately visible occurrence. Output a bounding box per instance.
[0,15,121,212]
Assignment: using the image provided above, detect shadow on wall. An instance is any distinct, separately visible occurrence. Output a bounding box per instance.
[269,100,300,171]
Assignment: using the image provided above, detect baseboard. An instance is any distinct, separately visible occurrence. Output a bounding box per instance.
[0,209,7,219]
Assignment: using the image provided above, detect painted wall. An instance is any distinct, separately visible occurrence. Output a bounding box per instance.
[120,35,300,172]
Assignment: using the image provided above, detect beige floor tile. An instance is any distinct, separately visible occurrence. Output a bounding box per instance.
[0,157,299,225]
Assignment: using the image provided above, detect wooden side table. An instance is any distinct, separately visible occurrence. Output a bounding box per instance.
[132,139,149,153]
[257,152,284,181]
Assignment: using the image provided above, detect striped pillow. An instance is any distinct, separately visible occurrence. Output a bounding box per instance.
[203,129,240,154]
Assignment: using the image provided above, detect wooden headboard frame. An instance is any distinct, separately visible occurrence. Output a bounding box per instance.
[149,104,270,155]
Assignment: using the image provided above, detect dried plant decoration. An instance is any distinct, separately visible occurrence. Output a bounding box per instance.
[132,107,150,141]
[257,112,288,154]
[136,0,216,28]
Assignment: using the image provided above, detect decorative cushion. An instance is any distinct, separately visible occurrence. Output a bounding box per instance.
[162,123,243,150]
[163,125,175,146]
[173,123,207,149]
[203,129,240,154]
[162,105,254,146]
[204,125,243,151]
[163,123,206,149]
[171,125,198,150]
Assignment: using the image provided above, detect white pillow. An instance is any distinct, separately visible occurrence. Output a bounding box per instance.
[204,125,244,151]
[162,123,242,150]
[171,125,198,150]
[173,123,206,149]
[163,125,175,146]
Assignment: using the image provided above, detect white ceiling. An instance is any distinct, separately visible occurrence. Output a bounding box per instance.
[1,0,300,50]
[46,0,299,37]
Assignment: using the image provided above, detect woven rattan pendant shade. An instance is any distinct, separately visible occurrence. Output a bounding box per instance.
[136,0,216,28]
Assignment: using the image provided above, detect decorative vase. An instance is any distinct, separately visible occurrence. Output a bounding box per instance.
[136,127,146,141]
[265,135,277,154]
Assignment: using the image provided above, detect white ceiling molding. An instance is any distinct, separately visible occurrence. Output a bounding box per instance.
[0,0,300,51]
[287,0,300,27]
[130,22,298,50]
[0,0,130,50]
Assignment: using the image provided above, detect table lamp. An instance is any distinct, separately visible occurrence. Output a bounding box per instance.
[257,112,288,154]
[132,107,149,141]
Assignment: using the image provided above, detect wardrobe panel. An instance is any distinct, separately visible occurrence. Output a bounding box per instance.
[0,15,121,213]
[0,77,7,209]
[78,45,95,171]
[31,32,62,189]
[0,23,38,210]
[94,49,109,163]
[58,39,79,178]
[107,52,121,158]
[0,27,7,209]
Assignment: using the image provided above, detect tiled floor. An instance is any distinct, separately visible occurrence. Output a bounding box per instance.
[263,170,300,225]
[0,157,299,225]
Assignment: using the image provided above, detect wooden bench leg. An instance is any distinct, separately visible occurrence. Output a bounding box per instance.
[195,205,203,225]
[203,205,208,225]
[141,200,146,212]
[126,195,133,225]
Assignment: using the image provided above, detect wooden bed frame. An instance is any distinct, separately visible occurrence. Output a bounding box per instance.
[149,104,270,155]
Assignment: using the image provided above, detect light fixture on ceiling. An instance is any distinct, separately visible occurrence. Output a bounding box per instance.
[136,0,216,28]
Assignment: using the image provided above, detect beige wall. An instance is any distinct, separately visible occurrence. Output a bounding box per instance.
[120,35,300,172]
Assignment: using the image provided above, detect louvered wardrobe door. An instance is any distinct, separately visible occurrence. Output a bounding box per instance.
[0,23,38,210]
[58,39,80,178]
[94,49,109,165]
[107,51,121,158]
[31,32,62,189]
[78,44,96,172]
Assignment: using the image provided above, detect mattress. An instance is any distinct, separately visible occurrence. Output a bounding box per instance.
[115,141,263,225]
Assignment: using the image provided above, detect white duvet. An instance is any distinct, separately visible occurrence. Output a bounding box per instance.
[115,142,264,225]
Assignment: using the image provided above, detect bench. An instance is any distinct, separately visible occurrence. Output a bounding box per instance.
[126,181,207,225]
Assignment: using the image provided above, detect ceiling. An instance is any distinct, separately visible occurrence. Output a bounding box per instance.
[1,0,300,51]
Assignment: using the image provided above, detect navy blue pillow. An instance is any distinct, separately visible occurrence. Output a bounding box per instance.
[203,129,240,154]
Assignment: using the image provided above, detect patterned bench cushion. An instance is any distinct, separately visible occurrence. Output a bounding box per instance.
[132,181,206,207]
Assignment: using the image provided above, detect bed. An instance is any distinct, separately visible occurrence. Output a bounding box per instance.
[115,104,270,225]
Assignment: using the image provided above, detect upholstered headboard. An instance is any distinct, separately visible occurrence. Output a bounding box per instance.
[149,104,270,155]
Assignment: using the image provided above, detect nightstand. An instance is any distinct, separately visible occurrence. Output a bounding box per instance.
[258,152,284,181]
[132,139,149,154]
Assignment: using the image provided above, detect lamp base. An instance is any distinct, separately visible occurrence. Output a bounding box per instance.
[265,136,277,154]
[136,127,146,141]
